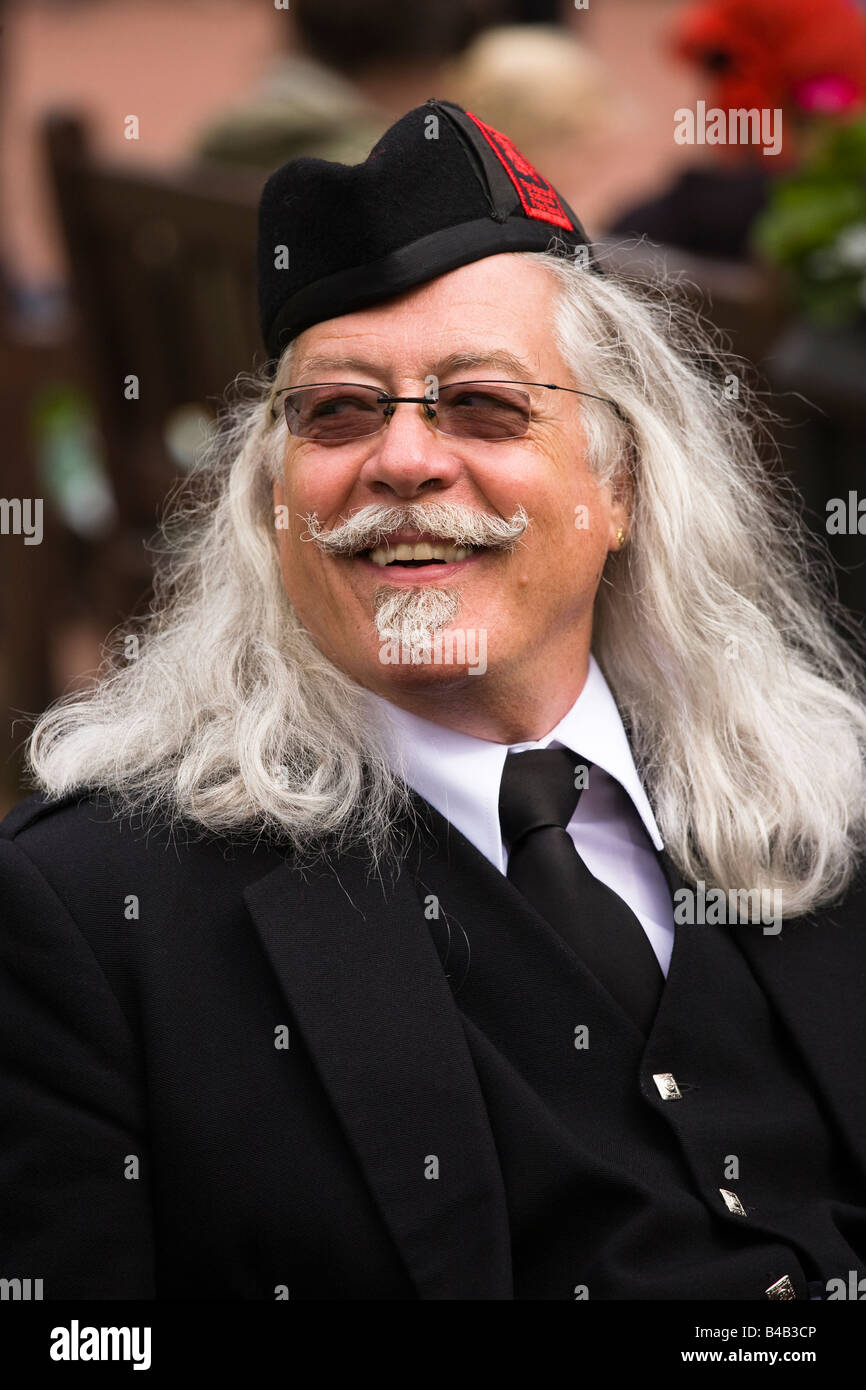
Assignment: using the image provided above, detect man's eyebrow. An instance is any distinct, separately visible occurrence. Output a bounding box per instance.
[434,350,536,379]
[291,349,536,382]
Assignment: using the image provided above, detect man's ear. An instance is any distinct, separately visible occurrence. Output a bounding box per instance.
[600,450,634,553]
[608,454,634,538]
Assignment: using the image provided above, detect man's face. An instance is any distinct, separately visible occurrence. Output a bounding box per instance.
[272,254,627,730]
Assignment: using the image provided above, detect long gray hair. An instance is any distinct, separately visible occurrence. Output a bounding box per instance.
[26,251,866,913]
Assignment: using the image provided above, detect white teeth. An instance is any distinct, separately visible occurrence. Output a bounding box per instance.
[366,541,475,567]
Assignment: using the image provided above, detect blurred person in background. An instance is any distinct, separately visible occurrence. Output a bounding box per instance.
[193,0,614,181]
[194,0,510,169]
[442,22,615,173]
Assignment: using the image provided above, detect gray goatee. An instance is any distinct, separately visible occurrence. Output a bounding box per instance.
[373,584,462,648]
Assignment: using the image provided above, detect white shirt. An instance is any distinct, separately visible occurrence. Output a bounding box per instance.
[363,654,675,975]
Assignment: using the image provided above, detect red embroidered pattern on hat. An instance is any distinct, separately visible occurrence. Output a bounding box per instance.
[466,111,574,232]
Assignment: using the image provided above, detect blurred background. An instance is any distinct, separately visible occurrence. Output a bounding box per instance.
[2,0,866,811]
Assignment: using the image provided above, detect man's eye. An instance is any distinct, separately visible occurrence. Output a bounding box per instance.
[450,391,498,408]
[449,390,528,416]
[310,394,376,417]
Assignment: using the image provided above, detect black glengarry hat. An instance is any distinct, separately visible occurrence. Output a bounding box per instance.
[257,98,598,365]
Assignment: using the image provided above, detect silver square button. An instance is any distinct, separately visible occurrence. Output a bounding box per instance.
[765,1275,796,1300]
[720,1188,747,1216]
[652,1072,682,1100]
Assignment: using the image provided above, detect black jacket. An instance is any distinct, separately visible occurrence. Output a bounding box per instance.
[2,789,866,1300]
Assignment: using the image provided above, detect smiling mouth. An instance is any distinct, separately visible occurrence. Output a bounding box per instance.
[360,541,481,568]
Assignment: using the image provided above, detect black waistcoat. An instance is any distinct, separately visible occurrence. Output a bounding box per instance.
[408,805,866,1300]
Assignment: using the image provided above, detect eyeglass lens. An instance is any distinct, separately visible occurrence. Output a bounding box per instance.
[283,383,533,443]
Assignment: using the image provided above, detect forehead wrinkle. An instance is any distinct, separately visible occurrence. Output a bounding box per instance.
[291,347,538,385]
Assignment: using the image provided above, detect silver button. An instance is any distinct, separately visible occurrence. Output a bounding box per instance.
[765,1275,796,1300]
[719,1188,747,1216]
[652,1072,682,1100]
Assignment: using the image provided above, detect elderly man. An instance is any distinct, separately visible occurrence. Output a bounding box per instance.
[3,100,866,1304]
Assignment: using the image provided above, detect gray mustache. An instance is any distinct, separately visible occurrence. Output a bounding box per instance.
[303,502,530,555]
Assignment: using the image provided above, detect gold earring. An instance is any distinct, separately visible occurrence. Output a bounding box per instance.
[616,526,627,550]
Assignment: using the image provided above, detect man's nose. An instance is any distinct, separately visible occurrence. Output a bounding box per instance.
[356,402,464,496]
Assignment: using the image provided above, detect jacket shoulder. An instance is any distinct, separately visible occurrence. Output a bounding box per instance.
[0,787,87,839]
[0,786,290,900]
[1,788,185,865]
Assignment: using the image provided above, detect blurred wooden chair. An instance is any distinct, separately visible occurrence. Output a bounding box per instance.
[599,236,788,371]
[42,111,267,626]
[0,275,78,803]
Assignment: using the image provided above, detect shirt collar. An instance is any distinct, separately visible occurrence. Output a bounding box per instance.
[363,654,664,869]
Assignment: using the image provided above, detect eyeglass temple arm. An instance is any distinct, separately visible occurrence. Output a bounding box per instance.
[541,384,631,428]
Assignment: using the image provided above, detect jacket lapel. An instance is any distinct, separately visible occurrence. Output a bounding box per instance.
[243,835,513,1300]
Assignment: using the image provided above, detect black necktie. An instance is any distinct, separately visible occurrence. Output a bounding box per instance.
[498,748,663,1035]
